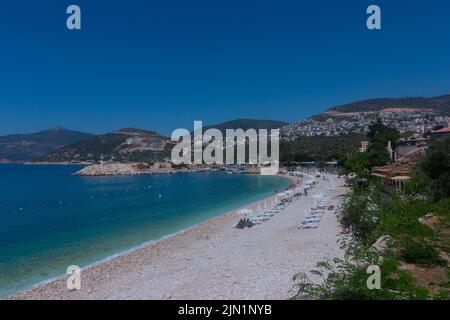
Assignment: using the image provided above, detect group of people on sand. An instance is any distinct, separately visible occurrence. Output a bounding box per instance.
[235,217,254,229]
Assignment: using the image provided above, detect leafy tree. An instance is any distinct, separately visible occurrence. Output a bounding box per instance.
[368,118,400,146]
[367,118,400,146]
[367,118,387,141]
[279,134,364,163]
[366,142,391,167]
[341,151,370,177]
[362,118,400,168]
[339,184,385,243]
[410,137,450,201]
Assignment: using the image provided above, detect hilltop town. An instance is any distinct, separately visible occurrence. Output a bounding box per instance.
[282,95,450,139]
[282,108,449,139]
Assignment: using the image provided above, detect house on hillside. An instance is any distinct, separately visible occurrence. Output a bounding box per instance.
[371,162,415,191]
[360,140,369,152]
[394,138,429,162]
[432,127,450,140]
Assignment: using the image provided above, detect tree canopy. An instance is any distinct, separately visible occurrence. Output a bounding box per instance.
[409,137,450,201]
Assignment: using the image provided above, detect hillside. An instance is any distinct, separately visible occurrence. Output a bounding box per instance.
[201,119,288,134]
[0,127,95,162]
[282,94,450,139]
[327,94,450,114]
[39,128,174,163]
[37,120,289,164]
[280,134,364,163]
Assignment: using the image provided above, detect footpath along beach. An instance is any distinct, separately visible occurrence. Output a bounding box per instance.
[11,174,347,300]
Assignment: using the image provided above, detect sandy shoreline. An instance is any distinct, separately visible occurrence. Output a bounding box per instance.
[9,174,347,300]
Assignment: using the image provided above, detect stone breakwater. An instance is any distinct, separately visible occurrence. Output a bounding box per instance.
[75,163,215,176]
[75,163,143,176]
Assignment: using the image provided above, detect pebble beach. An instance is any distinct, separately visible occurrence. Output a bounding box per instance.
[10,174,347,300]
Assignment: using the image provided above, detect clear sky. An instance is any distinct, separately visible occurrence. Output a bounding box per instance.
[0,0,449,135]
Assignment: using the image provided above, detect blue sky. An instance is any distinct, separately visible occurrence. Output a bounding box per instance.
[0,0,449,135]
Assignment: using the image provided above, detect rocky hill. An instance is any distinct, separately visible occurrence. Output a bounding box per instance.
[38,128,174,163]
[0,127,95,162]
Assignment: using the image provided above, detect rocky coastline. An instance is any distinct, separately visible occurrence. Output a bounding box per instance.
[74,162,217,176]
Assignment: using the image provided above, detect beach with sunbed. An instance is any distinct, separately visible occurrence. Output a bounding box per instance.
[12,173,347,300]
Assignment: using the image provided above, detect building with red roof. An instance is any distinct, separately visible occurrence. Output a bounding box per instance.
[432,127,450,140]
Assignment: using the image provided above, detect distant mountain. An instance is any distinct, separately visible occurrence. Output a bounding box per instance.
[39,128,173,163]
[201,119,289,134]
[326,94,450,114]
[0,127,95,162]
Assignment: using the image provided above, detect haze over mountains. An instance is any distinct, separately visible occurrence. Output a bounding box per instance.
[1,94,449,163]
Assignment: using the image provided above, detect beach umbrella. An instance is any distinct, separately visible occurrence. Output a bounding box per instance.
[237,208,253,217]
[277,192,289,200]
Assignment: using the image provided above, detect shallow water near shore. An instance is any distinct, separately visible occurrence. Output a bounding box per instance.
[0,164,290,297]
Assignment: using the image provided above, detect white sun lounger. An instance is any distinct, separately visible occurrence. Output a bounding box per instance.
[303,217,322,222]
[298,223,319,229]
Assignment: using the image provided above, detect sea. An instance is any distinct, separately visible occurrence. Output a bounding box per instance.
[0,164,290,297]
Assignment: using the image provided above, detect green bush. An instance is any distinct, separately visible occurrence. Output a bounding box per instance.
[401,240,445,267]
[409,137,450,202]
[375,199,436,240]
[339,184,386,244]
[292,243,429,300]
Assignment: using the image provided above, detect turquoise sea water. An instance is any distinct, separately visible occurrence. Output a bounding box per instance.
[0,164,289,297]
